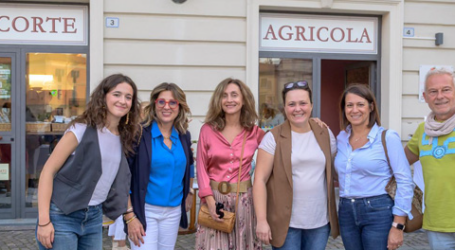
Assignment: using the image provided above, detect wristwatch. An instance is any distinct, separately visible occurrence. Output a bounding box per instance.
[392,222,406,231]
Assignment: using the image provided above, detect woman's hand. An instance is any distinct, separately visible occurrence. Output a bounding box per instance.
[256,220,272,245]
[205,196,223,222]
[310,117,328,128]
[37,222,54,249]
[387,227,404,250]
[185,193,193,212]
[127,218,145,247]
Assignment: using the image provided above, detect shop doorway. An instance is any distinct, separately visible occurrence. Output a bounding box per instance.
[0,48,88,219]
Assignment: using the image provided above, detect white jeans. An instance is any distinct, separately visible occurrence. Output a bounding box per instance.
[108,216,126,240]
[130,203,181,250]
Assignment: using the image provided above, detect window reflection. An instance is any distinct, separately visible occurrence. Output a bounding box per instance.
[25,53,87,207]
[258,58,313,130]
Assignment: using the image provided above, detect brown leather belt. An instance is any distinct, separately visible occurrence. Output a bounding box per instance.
[210,180,252,195]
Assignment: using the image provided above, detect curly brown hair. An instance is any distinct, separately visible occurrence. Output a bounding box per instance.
[69,74,141,156]
[205,78,258,131]
[142,83,191,134]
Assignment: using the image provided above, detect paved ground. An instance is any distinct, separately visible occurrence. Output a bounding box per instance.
[0,223,431,250]
[0,188,431,250]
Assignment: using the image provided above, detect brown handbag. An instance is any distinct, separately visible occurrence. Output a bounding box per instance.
[382,130,424,233]
[197,133,247,233]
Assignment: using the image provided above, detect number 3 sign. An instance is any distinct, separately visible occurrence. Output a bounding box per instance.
[106,17,119,28]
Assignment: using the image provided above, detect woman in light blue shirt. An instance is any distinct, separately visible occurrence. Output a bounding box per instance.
[334,84,414,250]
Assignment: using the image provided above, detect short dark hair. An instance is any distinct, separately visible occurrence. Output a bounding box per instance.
[339,84,380,131]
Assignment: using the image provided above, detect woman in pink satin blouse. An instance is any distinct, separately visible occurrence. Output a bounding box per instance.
[195,78,265,250]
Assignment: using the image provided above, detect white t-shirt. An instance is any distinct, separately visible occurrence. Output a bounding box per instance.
[66,123,122,206]
[259,128,337,229]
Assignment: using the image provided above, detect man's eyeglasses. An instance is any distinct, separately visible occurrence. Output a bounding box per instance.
[285,81,309,89]
[155,98,179,109]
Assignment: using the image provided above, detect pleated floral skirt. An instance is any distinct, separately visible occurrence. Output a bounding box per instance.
[195,188,262,250]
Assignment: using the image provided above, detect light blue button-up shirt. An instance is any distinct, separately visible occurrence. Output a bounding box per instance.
[334,123,415,218]
[145,121,187,207]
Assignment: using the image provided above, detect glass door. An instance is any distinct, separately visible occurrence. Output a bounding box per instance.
[0,52,17,219]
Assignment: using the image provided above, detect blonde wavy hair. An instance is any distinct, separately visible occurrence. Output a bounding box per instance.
[205,78,258,131]
[142,83,191,134]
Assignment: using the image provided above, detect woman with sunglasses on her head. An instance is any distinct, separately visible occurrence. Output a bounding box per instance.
[36,74,141,250]
[334,84,414,250]
[253,80,339,250]
[124,83,194,250]
[195,78,265,249]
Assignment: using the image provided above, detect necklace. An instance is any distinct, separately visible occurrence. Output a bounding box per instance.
[163,135,170,140]
[352,136,363,142]
[351,133,368,142]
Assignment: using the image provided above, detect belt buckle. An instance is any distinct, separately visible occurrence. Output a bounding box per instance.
[218,181,231,195]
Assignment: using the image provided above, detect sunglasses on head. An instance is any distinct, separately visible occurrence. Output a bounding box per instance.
[154,98,179,109]
[285,81,309,89]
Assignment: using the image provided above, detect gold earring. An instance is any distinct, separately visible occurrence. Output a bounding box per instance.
[125,113,130,125]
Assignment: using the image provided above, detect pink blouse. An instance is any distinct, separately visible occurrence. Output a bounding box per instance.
[196,123,265,198]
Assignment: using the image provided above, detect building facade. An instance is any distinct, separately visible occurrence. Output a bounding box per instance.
[0,0,454,220]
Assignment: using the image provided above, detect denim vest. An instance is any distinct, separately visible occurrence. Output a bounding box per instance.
[51,126,131,220]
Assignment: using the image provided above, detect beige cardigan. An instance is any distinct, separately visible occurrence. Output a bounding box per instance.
[267,119,340,247]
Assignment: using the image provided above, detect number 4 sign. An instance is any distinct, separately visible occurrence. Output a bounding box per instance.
[403,27,414,37]
[106,17,119,28]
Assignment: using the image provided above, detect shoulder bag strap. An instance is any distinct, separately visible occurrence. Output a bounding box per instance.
[234,132,247,213]
[382,129,397,192]
[381,129,391,166]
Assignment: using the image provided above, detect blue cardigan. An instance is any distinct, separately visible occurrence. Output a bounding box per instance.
[127,124,193,233]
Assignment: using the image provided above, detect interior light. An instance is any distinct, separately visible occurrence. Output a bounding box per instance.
[29,74,54,89]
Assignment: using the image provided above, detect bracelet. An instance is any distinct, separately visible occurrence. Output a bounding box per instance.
[38,221,51,227]
[126,206,133,213]
[123,210,134,216]
[123,213,135,221]
[125,215,137,224]
[189,188,194,195]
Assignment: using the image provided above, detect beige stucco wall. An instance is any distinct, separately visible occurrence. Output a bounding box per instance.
[101,0,247,137]
[401,0,455,141]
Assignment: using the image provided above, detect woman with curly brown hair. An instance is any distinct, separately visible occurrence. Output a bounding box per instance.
[195,78,265,249]
[36,74,141,250]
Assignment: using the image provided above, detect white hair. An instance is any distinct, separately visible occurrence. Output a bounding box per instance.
[424,67,455,90]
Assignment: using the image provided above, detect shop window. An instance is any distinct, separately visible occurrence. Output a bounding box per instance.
[258,58,313,130]
[0,57,11,132]
[25,53,87,207]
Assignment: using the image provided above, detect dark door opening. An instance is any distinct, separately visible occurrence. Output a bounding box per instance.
[321,60,376,136]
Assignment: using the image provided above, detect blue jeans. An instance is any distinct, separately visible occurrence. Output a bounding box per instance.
[36,202,103,250]
[426,230,455,250]
[272,223,330,250]
[338,194,393,250]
